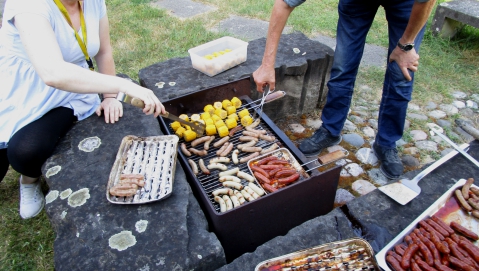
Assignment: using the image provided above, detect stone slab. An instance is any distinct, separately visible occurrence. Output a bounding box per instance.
[211,15,292,41]
[138,32,334,121]
[42,75,225,270]
[150,0,216,20]
[431,0,479,38]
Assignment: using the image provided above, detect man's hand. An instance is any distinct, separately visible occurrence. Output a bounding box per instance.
[389,46,420,81]
[96,98,123,124]
[253,64,276,93]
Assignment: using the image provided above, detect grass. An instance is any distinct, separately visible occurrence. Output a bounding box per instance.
[1,0,478,269]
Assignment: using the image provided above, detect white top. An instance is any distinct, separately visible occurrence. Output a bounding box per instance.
[0,0,106,149]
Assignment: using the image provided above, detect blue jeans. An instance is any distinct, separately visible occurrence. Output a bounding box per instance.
[321,0,426,148]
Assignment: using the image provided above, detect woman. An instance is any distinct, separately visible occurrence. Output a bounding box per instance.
[0,0,165,219]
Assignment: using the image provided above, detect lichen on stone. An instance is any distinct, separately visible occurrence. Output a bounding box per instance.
[108,231,137,251]
[67,188,90,207]
[45,190,59,204]
[60,188,72,199]
[46,165,61,178]
[61,211,67,219]
[135,220,148,233]
[78,136,101,152]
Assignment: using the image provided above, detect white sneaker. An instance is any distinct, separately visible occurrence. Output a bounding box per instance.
[19,177,45,219]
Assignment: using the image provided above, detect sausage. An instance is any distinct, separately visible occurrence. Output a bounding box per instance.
[245,127,267,134]
[262,183,278,193]
[212,188,232,196]
[256,156,278,166]
[214,196,226,212]
[414,237,434,266]
[189,148,207,156]
[248,182,265,196]
[239,152,260,163]
[260,143,279,154]
[415,258,436,271]
[228,126,242,137]
[207,163,228,171]
[222,195,233,211]
[462,178,475,200]
[244,186,260,199]
[119,178,145,187]
[404,235,414,246]
[401,243,419,269]
[277,173,300,185]
[180,143,192,156]
[209,157,230,164]
[386,255,406,271]
[251,165,270,178]
[109,188,137,197]
[238,136,257,142]
[218,167,239,177]
[119,173,144,181]
[233,190,246,204]
[232,150,239,164]
[455,189,473,212]
[259,164,284,170]
[450,221,479,240]
[268,168,283,178]
[254,172,271,184]
[471,187,479,197]
[415,229,442,260]
[220,143,234,157]
[472,210,479,219]
[240,189,255,202]
[213,136,230,148]
[219,176,241,183]
[458,239,479,263]
[198,159,210,175]
[258,134,275,142]
[419,220,445,240]
[230,195,241,208]
[394,244,406,256]
[430,230,450,254]
[216,142,230,156]
[431,215,455,235]
[387,250,403,263]
[237,140,258,151]
[433,259,454,271]
[242,131,259,138]
[191,136,211,147]
[449,255,475,271]
[410,261,422,271]
[268,160,290,165]
[241,146,263,153]
[237,170,255,182]
[188,159,198,175]
[275,169,297,179]
[204,136,215,150]
[246,118,260,129]
[468,198,479,210]
[111,183,138,190]
[222,181,243,190]
[445,238,477,268]
[426,218,450,237]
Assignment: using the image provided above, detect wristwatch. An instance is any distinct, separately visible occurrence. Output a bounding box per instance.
[397,41,414,52]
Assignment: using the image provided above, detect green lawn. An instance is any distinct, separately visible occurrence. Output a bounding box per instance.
[1,0,478,269]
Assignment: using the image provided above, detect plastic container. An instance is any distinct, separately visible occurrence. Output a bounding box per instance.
[188,36,248,77]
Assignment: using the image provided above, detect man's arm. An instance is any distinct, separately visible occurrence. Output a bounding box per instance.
[252,0,295,92]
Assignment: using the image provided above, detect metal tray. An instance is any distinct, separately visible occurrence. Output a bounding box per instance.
[375,178,479,270]
[106,135,179,204]
[255,237,380,271]
[247,148,310,193]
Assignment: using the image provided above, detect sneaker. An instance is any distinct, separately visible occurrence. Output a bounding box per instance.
[19,177,45,219]
[372,142,403,179]
[299,126,342,157]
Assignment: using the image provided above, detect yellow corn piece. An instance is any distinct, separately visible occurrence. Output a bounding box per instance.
[215,108,227,119]
[204,104,215,115]
[190,114,201,122]
[184,125,191,130]
[179,114,190,122]
[218,126,229,138]
[205,125,217,136]
[215,120,226,128]
[238,108,250,119]
[226,105,236,115]
[211,114,221,123]
[205,118,214,126]
[225,48,232,52]
[241,115,253,127]
[213,101,223,109]
[175,127,186,137]
[170,121,181,132]
[222,99,232,110]
[183,130,197,142]
[230,97,241,108]
[200,112,211,120]
[228,113,239,121]
[225,118,237,129]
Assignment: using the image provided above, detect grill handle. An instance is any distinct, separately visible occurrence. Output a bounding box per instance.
[302,150,349,172]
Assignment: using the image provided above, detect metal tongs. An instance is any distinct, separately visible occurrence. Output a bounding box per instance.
[252,85,274,120]
[430,125,479,168]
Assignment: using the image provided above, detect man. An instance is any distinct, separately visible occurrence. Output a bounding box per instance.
[253,0,436,179]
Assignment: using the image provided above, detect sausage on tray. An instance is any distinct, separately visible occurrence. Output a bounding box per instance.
[191,136,211,148]
[181,143,192,156]
[216,142,230,156]
[239,136,258,142]
[254,171,271,184]
[426,218,450,237]
[189,148,207,156]
[450,221,479,240]
[188,159,198,175]
[198,159,210,175]
[213,136,230,148]
[228,126,242,137]
[256,156,278,166]
[204,136,215,151]
[468,198,479,210]
[239,152,260,163]
[462,178,475,200]
[220,143,234,157]
[260,143,279,154]
[386,255,406,271]
[431,215,455,235]
[242,131,259,138]
[455,189,473,212]
[419,220,445,240]
[259,164,284,170]
[242,146,263,153]
[250,165,270,178]
[232,150,239,164]
[268,159,289,165]
[450,255,475,271]
[275,169,297,179]
[262,183,278,193]
[458,239,479,263]
[401,243,419,269]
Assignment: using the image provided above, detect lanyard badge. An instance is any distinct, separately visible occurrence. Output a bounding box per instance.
[53,0,94,71]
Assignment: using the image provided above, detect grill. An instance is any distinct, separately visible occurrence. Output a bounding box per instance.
[158,78,341,261]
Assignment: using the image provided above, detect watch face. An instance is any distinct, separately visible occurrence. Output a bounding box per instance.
[403,44,414,51]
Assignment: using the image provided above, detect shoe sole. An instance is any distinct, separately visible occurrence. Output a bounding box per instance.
[302,136,342,157]
[372,145,400,180]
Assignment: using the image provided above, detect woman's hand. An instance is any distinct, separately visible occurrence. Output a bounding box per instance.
[96,98,123,123]
[125,86,166,118]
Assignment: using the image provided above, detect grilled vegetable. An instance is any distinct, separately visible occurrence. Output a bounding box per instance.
[206,125,217,136]
[226,105,236,115]
[170,121,181,132]
[225,118,237,129]
[218,126,229,137]
[175,127,186,137]
[238,108,250,119]
[183,130,197,142]
[205,118,214,126]
[215,108,227,119]
[213,101,223,109]
[231,97,241,108]
[228,113,239,121]
[215,120,226,128]
[211,114,221,123]
[200,112,211,120]
[222,99,232,110]
[190,114,201,122]
[204,104,215,115]
[241,115,253,127]
[179,114,189,122]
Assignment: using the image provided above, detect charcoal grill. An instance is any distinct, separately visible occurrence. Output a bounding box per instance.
[157,78,341,261]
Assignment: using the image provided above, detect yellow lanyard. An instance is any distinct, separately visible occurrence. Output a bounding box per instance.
[53,0,94,71]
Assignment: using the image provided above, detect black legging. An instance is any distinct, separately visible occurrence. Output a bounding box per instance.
[0,107,77,181]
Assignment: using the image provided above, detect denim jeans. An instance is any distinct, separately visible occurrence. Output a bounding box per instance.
[321,0,426,148]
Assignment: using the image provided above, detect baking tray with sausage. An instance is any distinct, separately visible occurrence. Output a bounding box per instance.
[375,178,479,271]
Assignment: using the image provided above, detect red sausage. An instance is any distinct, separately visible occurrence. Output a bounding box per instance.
[431,215,455,235]
[445,238,477,268]
[267,160,290,165]
[253,172,272,184]
[419,220,445,240]
[430,230,450,254]
[274,169,297,179]
[228,126,242,137]
[276,173,300,185]
[449,255,475,271]
[394,244,406,256]
[450,221,479,240]
[256,156,278,166]
[414,237,434,266]
[268,168,283,177]
[410,261,422,271]
[434,259,454,271]
[401,243,419,269]
[251,165,270,178]
[387,250,403,263]
[386,255,406,271]
[426,218,450,237]
[259,164,284,170]
[262,183,278,193]
[415,258,436,271]
[458,239,479,263]
[415,229,442,261]
[404,235,414,246]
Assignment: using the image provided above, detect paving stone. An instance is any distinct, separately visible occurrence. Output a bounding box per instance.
[368,119,378,130]
[403,147,418,155]
[362,126,375,138]
[439,104,459,115]
[349,115,365,125]
[404,119,410,131]
[421,155,436,165]
[467,100,478,109]
[355,148,378,165]
[344,163,364,177]
[396,139,407,147]
[354,106,369,112]
[453,100,466,109]
[415,140,438,151]
[407,113,428,121]
[342,133,365,148]
[460,108,476,118]
[471,94,479,103]
[425,101,437,110]
[343,119,357,132]
[408,103,421,111]
[353,111,369,118]
[455,126,475,142]
[335,158,350,167]
[428,110,447,119]
[327,145,347,153]
[367,168,389,186]
[372,111,379,118]
[306,118,322,129]
[452,91,468,99]
[289,123,305,134]
[150,0,216,19]
[431,135,444,144]
[437,119,452,128]
[410,130,428,141]
[352,180,377,196]
[212,15,292,41]
[401,155,420,167]
[334,189,356,205]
